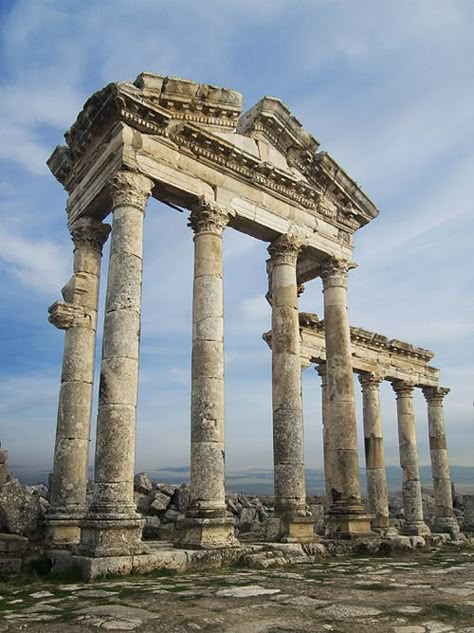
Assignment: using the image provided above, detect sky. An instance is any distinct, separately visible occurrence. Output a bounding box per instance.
[0,0,473,488]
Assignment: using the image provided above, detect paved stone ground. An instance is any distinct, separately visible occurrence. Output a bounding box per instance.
[1,547,474,632]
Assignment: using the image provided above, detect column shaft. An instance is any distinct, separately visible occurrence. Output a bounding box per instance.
[268,232,314,542]
[80,170,153,557]
[423,387,459,534]
[392,381,430,536]
[47,217,110,546]
[316,364,331,501]
[321,259,371,536]
[359,373,390,530]
[179,197,237,548]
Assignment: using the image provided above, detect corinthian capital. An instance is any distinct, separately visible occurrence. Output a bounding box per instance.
[320,257,357,288]
[422,386,450,403]
[359,372,384,390]
[188,196,234,235]
[109,171,154,211]
[70,217,111,253]
[391,380,416,398]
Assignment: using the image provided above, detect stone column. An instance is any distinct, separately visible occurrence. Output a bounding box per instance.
[391,381,430,536]
[422,387,459,534]
[46,217,110,546]
[316,364,331,502]
[321,258,371,536]
[268,232,314,543]
[80,170,153,557]
[179,197,237,549]
[358,373,390,530]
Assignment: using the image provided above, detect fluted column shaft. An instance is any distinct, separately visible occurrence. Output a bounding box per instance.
[392,381,430,536]
[321,259,364,517]
[268,233,306,520]
[423,387,459,534]
[316,364,331,501]
[359,373,390,529]
[47,217,110,545]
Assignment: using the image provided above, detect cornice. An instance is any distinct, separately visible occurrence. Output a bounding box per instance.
[47,74,379,236]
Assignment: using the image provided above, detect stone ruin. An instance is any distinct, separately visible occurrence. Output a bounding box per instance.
[1,73,471,578]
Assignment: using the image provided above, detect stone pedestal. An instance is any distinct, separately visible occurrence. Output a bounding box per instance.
[79,171,153,557]
[321,258,372,537]
[179,197,237,549]
[359,373,390,530]
[268,232,315,542]
[46,217,110,547]
[422,387,459,535]
[392,381,430,537]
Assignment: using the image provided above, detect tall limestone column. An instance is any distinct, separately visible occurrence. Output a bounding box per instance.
[391,381,430,536]
[46,217,110,546]
[80,170,153,557]
[422,387,459,535]
[268,232,315,542]
[358,372,390,530]
[316,363,332,502]
[179,197,237,549]
[321,258,372,536]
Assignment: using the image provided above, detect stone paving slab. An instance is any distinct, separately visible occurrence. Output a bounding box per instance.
[0,547,473,632]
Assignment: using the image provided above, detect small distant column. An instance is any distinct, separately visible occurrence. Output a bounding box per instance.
[358,372,390,530]
[315,363,331,502]
[422,387,459,535]
[179,197,237,549]
[321,258,371,537]
[391,381,430,536]
[46,217,110,547]
[80,170,153,557]
[268,232,315,543]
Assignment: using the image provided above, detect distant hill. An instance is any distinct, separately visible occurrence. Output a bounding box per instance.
[11,464,474,495]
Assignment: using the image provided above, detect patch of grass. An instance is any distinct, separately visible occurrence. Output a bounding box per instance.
[419,602,472,622]
[133,567,178,579]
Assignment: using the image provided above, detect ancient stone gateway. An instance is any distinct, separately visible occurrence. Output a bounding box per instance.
[46,73,458,571]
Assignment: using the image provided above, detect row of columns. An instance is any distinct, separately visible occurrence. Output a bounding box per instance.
[317,367,458,536]
[47,167,458,554]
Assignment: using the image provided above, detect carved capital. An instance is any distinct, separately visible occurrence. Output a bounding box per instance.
[70,217,111,253]
[320,257,357,289]
[48,301,90,330]
[188,196,234,235]
[422,386,450,403]
[391,380,416,398]
[109,171,154,212]
[359,372,384,390]
[268,233,304,266]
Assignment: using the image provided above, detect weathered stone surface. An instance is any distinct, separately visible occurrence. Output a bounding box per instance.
[0,478,42,537]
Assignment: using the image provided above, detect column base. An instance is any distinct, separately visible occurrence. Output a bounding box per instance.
[175,517,239,550]
[79,515,146,557]
[326,510,374,538]
[401,520,431,537]
[279,516,317,543]
[45,515,82,548]
[433,516,460,535]
[371,515,391,530]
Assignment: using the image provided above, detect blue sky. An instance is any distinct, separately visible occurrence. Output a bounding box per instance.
[0,0,473,485]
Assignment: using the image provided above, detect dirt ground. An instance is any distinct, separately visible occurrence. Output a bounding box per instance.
[1,546,474,633]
